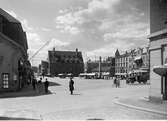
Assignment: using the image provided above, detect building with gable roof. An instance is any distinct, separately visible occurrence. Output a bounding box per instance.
[115,47,149,83]
[0,8,29,92]
[48,48,84,76]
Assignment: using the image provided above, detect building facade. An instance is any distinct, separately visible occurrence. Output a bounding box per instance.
[48,48,84,76]
[86,57,115,77]
[115,49,129,78]
[115,47,149,81]
[0,8,29,92]
[41,60,49,76]
[148,0,167,101]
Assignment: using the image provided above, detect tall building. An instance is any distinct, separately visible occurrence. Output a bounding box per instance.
[115,49,129,78]
[0,8,29,92]
[48,48,84,76]
[148,0,167,101]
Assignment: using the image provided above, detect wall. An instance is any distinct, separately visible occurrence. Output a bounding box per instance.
[150,0,167,33]
[149,34,167,101]
[0,34,22,91]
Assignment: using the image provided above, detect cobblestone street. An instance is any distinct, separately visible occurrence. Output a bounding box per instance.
[0,77,167,120]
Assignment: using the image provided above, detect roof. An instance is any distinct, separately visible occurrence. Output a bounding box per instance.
[115,49,120,57]
[48,50,83,63]
[49,50,82,56]
[0,8,20,23]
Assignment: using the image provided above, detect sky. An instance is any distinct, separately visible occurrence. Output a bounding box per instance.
[0,0,149,66]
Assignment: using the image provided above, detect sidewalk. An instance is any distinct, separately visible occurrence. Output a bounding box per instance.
[115,97,167,116]
[0,83,51,98]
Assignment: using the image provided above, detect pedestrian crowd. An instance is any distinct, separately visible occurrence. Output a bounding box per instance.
[31,76,50,94]
[114,77,120,88]
[30,74,75,95]
[30,74,122,95]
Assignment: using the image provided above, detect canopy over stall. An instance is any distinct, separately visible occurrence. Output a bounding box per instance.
[153,64,167,76]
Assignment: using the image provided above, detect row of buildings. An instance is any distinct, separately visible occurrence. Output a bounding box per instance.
[85,46,149,81]
[0,8,30,92]
[115,47,149,81]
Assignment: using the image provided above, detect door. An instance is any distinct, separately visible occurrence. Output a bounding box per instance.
[162,45,167,100]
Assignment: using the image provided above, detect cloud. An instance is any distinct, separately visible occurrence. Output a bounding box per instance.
[21,19,33,31]
[55,0,120,35]
[41,27,52,32]
[27,32,44,50]
[48,38,70,49]
[87,39,135,59]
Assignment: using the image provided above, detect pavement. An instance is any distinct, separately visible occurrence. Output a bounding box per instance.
[115,96,167,116]
[0,77,167,120]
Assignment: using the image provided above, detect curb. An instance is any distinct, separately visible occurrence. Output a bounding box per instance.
[114,99,167,116]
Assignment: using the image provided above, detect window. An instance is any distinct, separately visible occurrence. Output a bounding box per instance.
[2,73,9,88]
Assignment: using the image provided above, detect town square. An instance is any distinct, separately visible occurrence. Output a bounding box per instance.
[0,0,167,120]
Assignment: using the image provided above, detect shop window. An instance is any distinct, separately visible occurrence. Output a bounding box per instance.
[2,73,9,88]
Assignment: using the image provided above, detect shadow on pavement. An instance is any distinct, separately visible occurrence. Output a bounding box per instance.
[0,81,62,98]
[0,82,55,98]
[49,81,61,86]
[0,116,38,120]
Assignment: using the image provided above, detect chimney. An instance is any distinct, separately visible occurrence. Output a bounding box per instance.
[76,48,78,53]
[53,47,55,51]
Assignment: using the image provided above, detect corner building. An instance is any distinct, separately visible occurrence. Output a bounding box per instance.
[0,8,29,92]
[148,0,167,101]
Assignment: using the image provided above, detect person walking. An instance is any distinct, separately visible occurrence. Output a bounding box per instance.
[69,77,74,95]
[37,78,43,93]
[116,77,120,88]
[113,77,117,87]
[44,78,49,93]
[32,77,37,90]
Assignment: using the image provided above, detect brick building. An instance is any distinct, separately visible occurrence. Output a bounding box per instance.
[0,8,29,92]
[148,0,167,101]
[48,48,84,76]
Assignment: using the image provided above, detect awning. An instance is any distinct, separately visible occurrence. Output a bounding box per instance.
[133,69,148,73]
[102,72,110,76]
[79,73,87,76]
[134,56,142,61]
[115,73,127,76]
[153,64,167,76]
[87,73,96,76]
